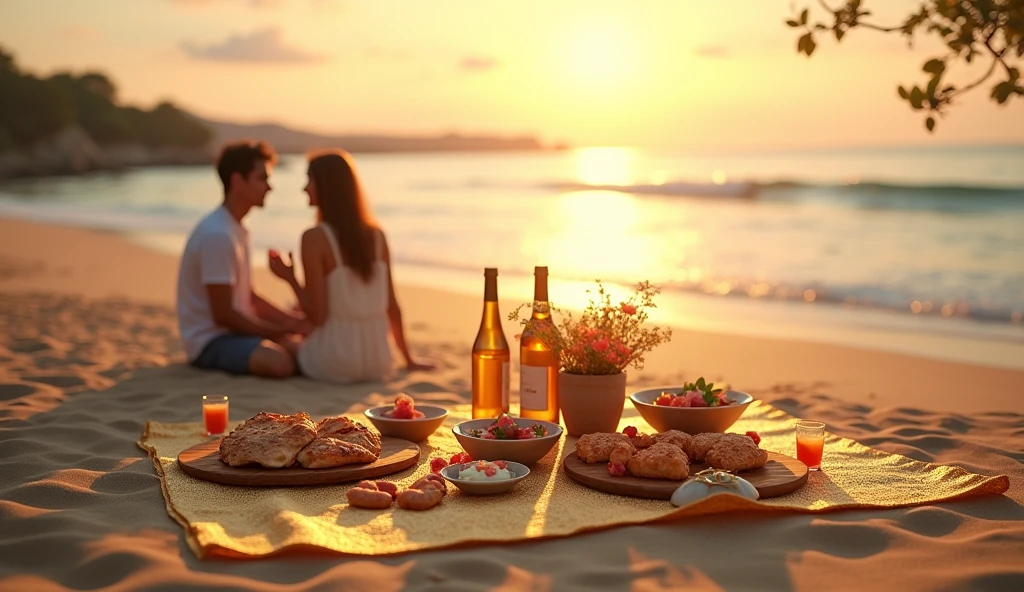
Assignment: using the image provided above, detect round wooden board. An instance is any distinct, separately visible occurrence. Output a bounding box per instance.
[177,436,420,487]
[563,450,807,500]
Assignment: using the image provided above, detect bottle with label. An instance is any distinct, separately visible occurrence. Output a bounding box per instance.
[519,266,559,422]
[472,268,510,419]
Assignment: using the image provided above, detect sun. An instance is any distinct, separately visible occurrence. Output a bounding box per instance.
[561,20,637,90]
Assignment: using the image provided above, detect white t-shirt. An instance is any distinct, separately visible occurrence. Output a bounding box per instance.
[176,206,257,361]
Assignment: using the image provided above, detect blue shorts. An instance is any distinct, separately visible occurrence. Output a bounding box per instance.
[192,334,264,375]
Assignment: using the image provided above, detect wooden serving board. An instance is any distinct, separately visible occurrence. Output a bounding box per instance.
[177,436,420,487]
[563,450,807,500]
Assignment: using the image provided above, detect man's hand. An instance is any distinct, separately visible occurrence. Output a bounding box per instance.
[291,317,315,337]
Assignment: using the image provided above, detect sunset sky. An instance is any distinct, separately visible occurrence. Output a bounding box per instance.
[2,0,1022,150]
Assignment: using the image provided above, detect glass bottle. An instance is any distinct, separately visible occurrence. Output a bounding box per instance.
[519,266,559,422]
[472,268,510,419]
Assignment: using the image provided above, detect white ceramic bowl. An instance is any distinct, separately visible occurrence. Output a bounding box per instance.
[629,389,753,434]
[363,404,448,442]
[452,418,562,466]
[439,461,530,495]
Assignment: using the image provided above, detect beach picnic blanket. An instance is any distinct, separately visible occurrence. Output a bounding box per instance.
[139,401,1009,558]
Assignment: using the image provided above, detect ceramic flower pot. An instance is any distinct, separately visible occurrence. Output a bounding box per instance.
[557,371,627,436]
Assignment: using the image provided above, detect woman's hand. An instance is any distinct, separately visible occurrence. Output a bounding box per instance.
[268,249,296,282]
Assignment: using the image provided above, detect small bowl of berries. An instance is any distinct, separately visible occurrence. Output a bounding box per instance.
[364,394,449,443]
[451,414,562,466]
[629,378,753,434]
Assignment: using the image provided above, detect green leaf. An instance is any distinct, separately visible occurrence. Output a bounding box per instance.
[786,19,800,27]
[835,27,845,41]
[926,116,935,132]
[927,76,940,97]
[992,82,1014,104]
[801,34,817,56]
[923,58,945,74]
[910,87,925,109]
[898,85,910,100]
[696,377,706,390]
[800,8,808,25]
[1009,68,1021,83]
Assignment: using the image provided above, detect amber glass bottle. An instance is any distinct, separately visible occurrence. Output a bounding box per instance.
[519,266,559,422]
[472,268,510,419]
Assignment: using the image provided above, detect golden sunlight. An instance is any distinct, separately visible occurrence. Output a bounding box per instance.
[575,147,635,186]
[541,190,658,285]
[561,18,637,91]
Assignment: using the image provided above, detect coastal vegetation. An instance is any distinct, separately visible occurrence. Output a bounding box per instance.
[0,45,211,154]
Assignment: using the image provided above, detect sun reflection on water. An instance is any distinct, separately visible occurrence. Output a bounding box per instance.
[575,147,635,186]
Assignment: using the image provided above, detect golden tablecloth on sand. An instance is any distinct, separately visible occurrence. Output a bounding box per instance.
[138,401,1009,559]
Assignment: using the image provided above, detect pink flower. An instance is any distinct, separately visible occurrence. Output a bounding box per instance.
[620,302,637,315]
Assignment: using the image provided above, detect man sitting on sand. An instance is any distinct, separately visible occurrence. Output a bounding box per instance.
[176,140,308,378]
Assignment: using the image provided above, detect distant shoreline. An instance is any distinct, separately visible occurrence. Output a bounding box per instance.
[0,115,563,181]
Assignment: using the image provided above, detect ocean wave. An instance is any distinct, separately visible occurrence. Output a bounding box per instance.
[415,177,1024,207]
[389,253,1024,327]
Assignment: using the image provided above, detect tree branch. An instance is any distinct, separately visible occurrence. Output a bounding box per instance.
[950,53,1002,99]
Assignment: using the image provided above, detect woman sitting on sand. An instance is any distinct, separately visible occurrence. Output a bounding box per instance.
[269,149,434,383]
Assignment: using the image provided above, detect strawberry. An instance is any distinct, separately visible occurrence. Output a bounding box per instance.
[746,431,761,446]
[429,457,448,474]
[655,393,674,406]
[449,452,472,465]
[623,426,638,438]
[607,462,627,477]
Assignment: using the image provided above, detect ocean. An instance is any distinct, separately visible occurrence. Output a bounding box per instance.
[1,144,1022,369]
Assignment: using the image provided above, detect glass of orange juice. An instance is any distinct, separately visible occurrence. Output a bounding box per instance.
[795,420,825,471]
[202,395,229,437]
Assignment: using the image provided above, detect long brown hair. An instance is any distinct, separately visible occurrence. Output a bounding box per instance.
[307,150,378,282]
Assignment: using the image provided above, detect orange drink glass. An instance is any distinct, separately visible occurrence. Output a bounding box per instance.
[202,395,229,437]
[795,420,825,471]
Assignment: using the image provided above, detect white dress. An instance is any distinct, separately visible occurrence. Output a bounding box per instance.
[298,224,393,383]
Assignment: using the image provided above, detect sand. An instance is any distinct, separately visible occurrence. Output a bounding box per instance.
[1,216,1022,591]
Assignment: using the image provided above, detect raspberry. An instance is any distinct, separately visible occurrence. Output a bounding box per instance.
[485,466,497,477]
[390,405,414,419]
[517,427,536,439]
[745,431,761,446]
[429,458,448,473]
[623,426,638,438]
[449,452,472,465]
[493,460,507,469]
[607,462,627,477]
[394,394,414,409]
[411,410,425,419]
[669,396,691,407]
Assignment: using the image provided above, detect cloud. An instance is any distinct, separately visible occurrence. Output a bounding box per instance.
[171,0,284,7]
[460,55,498,72]
[693,45,732,59]
[56,25,100,39]
[364,47,413,61]
[181,28,324,63]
